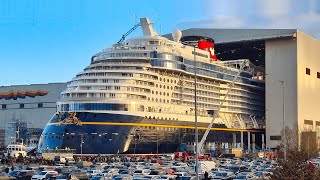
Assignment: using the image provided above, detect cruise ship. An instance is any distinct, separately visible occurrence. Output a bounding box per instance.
[38,18,265,154]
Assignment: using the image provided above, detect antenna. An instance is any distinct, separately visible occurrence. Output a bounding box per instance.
[134,13,138,24]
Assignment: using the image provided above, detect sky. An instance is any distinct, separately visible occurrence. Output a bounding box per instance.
[1,0,320,86]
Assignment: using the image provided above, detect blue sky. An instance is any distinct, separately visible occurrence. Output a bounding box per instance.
[1,0,320,86]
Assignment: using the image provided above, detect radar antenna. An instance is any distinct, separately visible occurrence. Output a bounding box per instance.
[117,23,141,44]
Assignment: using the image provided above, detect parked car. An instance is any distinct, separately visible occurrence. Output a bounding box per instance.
[31,171,58,180]
[133,170,151,176]
[16,170,37,180]
[172,163,188,169]
[212,171,235,180]
[8,170,21,178]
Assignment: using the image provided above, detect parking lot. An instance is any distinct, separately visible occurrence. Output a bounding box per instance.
[0,154,278,180]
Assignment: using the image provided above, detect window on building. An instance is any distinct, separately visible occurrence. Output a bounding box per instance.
[306,68,311,75]
[20,104,24,109]
[38,103,43,108]
[317,72,320,79]
[2,104,6,109]
[270,135,281,140]
[304,119,313,125]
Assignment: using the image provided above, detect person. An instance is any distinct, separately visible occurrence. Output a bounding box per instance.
[11,165,14,171]
[204,171,209,180]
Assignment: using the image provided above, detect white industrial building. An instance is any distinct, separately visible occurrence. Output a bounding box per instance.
[0,83,67,146]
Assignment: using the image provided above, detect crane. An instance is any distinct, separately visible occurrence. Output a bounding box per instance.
[117,23,141,44]
[197,59,250,154]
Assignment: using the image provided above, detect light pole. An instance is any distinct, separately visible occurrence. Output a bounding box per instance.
[279,80,286,161]
[193,45,199,180]
[134,131,137,156]
[156,135,159,155]
[80,134,84,158]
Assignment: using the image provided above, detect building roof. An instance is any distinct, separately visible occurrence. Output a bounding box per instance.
[164,29,297,44]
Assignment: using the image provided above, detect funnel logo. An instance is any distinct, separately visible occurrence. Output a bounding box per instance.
[209,47,215,56]
[198,40,217,61]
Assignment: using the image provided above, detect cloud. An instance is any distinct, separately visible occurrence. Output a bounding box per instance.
[177,16,247,29]
[178,0,320,39]
[257,0,291,18]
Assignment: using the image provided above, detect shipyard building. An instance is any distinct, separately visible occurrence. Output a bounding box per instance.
[0,83,67,148]
[167,29,320,150]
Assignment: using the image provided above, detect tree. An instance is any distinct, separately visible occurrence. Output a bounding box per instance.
[271,127,320,180]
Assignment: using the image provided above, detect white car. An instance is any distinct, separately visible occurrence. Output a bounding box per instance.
[87,170,102,177]
[133,169,151,176]
[100,168,119,177]
[155,175,176,180]
[172,163,188,169]
[174,172,189,177]
[212,171,235,179]
[31,171,58,180]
